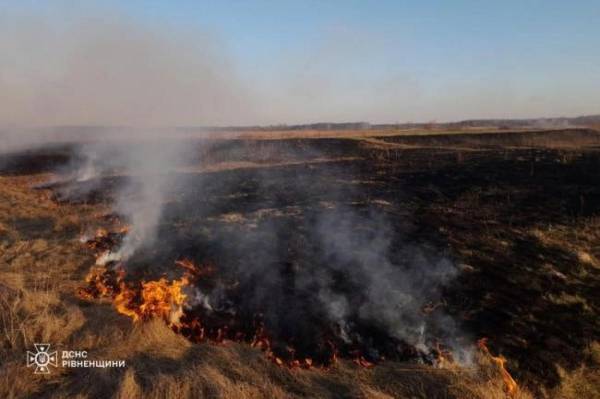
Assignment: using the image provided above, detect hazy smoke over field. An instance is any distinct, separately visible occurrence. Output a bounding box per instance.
[316,210,456,345]
[0,8,241,260]
[62,137,194,264]
[0,11,254,129]
[110,139,193,261]
[2,5,596,132]
[148,150,470,363]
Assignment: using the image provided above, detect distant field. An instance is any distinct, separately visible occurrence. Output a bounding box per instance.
[195,126,597,141]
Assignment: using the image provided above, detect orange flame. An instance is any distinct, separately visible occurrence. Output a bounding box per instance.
[77,260,194,326]
[114,277,188,325]
[478,338,518,396]
[433,341,453,368]
[77,219,382,372]
[77,255,374,370]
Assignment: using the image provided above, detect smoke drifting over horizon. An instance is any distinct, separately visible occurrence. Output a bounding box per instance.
[0,11,256,128]
[1,6,598,130]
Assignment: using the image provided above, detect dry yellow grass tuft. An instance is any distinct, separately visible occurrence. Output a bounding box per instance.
[547,342,600,399]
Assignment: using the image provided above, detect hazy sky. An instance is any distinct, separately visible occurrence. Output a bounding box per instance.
[1,1,599,126]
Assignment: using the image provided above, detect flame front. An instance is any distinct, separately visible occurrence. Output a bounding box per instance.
[478,338,518,396]
[77,228,340,369]
[113,278,188,324]
[76,227,456,370]
[77,259,341,369]
[78,262,192,326]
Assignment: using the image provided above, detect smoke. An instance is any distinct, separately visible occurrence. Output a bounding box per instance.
[47,133,195,265]
[177,201,470,363]
[0,9,255,128]
[314,208,472,363]
[111,138,193,261]
[316,209,454,343]
[2,6,597,130]
[110,143,471,364]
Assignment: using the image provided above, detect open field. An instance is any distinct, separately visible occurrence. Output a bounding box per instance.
[1,128,600,398]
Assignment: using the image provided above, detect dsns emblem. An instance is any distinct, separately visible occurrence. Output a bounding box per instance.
[26,343,58,374]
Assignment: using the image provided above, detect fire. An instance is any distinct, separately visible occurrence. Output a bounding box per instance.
[432,341,453,368]
[174,258,215,279]
[478,338,518,396]
[115,277,188,325]
[77,259,344,369]
[76,231,452,371]
[77,266,124,299]
[78,259,197,326]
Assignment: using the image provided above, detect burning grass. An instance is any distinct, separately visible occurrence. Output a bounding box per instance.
[76,255,392,370]
[74,224,528,398]
[74,207,471,374]
[478,338,518,396]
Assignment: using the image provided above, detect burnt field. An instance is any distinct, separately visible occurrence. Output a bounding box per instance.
[1,128,600,398]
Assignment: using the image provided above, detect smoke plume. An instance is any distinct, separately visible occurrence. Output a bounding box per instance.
[0,9,255,128]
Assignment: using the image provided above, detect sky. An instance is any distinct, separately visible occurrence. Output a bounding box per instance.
[1,0,599,127]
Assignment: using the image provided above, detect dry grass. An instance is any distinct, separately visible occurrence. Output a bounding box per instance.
[554,342,600,398]
[196,127,570,141]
